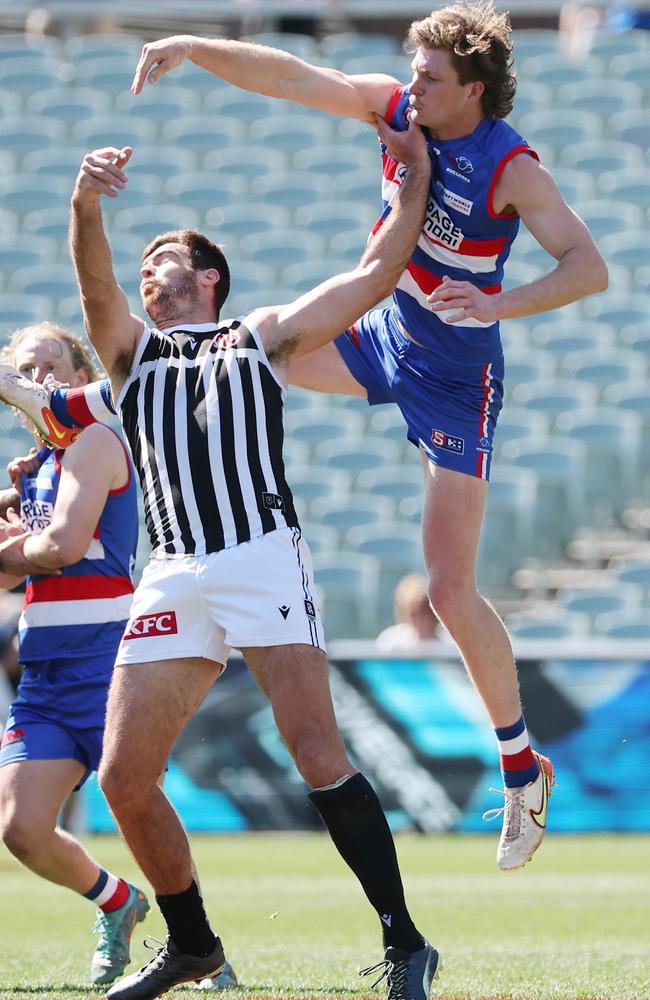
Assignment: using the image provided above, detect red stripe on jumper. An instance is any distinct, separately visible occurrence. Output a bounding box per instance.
[26,575,134,603]
[406,260,502,296]
[66,386,97,428]
[383,85,405,124]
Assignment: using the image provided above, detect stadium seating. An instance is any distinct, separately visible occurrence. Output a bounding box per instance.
[203,146,289,183]
[311,550,381,638]
[314,437,403,475]
[345,522,424,625]
[478,465,538,586]
[284,410,365,452]
[309,493,396,541]
[511,379,599,423]
[557,583,644,621]
[592,611,650,640]
[506,611,590,639]
[557,78,643,115]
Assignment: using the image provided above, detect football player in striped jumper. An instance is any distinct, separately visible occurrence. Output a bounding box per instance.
[0,121,441,999]
[0,324,149,986]
[127,1,608,871]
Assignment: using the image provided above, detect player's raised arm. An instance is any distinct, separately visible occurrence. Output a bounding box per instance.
[132,34,396,122]
[250,117,430,367]
[69,147,145,385]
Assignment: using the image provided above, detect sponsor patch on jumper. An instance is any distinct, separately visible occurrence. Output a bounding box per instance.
[123,611,178,639]
[262,492,285,511]
[212,329,241,350]
[21,498,54,532]
[423,199,464,249]
[439,185,473,216]
[432,429,465,455]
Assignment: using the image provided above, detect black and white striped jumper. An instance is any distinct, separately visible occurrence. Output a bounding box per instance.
[115,319,300,557]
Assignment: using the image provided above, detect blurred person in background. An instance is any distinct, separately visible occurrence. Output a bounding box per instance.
[376,572,454,653]
[126,0,608,874]
[0,323,149,988]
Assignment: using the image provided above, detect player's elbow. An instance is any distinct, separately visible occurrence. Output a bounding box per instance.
[591,252,609,294]
[362,259,401,302]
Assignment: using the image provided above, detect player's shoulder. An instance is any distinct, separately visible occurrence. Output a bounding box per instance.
[65,422,124,465]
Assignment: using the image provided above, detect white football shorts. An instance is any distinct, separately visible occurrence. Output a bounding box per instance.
[115,527,325,667]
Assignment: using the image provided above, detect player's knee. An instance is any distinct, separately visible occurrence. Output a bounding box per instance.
[291,728,350,788]
[427,575,471,624]
[1,810,43,861]
[98,757,137,812]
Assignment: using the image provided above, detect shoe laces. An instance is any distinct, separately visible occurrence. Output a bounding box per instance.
[92,909,125,957]
[134,936,170,974]
[359,956,409,999]
[483,786,524,839]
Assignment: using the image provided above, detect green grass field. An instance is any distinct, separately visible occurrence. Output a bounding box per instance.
[1,833,649,1000]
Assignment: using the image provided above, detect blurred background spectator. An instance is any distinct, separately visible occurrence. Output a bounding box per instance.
[376,573,454,653]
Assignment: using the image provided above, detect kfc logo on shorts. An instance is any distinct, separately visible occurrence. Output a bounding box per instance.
[123,611,178,640]
[1,727,25,748]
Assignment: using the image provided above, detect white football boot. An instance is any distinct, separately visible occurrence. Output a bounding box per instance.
[484,751,555,871]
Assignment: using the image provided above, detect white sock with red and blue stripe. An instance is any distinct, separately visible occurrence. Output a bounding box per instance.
[83,868,130,913]
[50,379,116,430]
[495,715,539,788]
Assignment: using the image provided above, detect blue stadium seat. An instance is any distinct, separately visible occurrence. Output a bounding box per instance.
[0,292,54,338]
[284,410,365,452]
[130,146,199,181]
[531,323,616,357]
[293,144,376,177]
[493,406,550,453]
[70,115,158,152]
[203,146,289,182]
[294,200,374,244]
[203,88,278,120]
[163,173,248,212]
[11,265,79,302]
[574,199,644,239]
[0,237,56,279]
[564,140,646,174]
[559,347,647,389]
[511,29,561,61]
[609,50,650,86]
[504,346,555,395]
[345,522,424,625]
[599,230,650,271]
[478,465,538,586]
[598,167,650,209]
[299,523,339,556]
[0,116,66,157]
[281,258,357,294]
[312,550,381,639]
[603,379,650,465]
[609,558,650,590]
[65,33,143,63]
[226,287,297,316]
[607,109,650,149]
[550,166,596,205]
[557,583,643,621]
[241,32,319,60]
[511,378,598,422]
[250,171,331,211]
[557,78,643,115]
[238,231,326,270]
[73,56,139,96]
[310,493,395,540]
[0,174,69,214]
[523,109,602,148]
[314,436,403,474]
[227,262,277,297]
[591,28,650,61]
[0,63,62,95]
[556,406,643,517]
[27,88,113,126]
[320,32,398,65]
[22,146,93,179]
[500,435,587,553]
[250,115,334,155]
[112,204,202,240]
[356,463,424,509]
[22,206,71,240]
[592,610,650,640]
[214,203,292,241]
[114,87,198,124]
[286,466,351,509]
[581,291,649,329]
[506,611,589,639]
[518,53,606,88]
[161,116,246,153]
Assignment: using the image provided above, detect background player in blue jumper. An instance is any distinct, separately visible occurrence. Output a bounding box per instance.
[128,0,608,871]
[0,323,148,986]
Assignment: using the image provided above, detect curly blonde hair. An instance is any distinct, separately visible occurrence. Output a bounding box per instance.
[0,322,101,382]
[407,1,517,118]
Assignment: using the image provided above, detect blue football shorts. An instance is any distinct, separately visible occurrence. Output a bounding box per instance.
[335,307,504,480]
[0,653,115,788]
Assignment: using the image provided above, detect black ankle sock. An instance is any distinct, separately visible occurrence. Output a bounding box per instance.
[309,772,424,952]
[156,880,217,957]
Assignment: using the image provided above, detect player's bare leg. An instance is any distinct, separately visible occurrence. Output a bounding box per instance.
[420,456,552,869]
[0,758,100,888]
[288,341,366,396]
[100,658,226,1000]
[0,758,150,984]
[243,643,441,997]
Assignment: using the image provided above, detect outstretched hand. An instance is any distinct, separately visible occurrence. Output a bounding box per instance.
[373,114,429,169]
[73,146,133,202]
[132,35,192,93]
